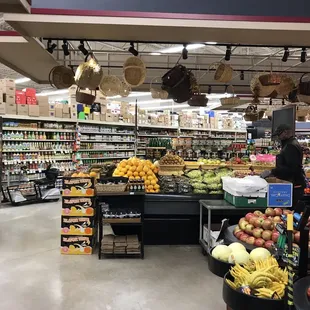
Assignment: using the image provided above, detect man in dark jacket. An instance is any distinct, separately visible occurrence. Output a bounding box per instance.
[261,124,306,211]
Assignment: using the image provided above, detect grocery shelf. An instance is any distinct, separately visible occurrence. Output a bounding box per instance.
[138,147,166,150]
[138,124,178,130]
[180,127,247,133]
[3,115,77,122]
[138,134,177,138]
[80,131,134,135]
[3,127,75,133]
[3,158,72,164]
[80,140,135,143]
[3,139,74,142]
[78,119,134,127]
[80,156,130,160]
[2,149,72,153]
[78,149,135,152]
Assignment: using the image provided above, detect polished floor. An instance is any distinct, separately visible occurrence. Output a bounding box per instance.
[0,201,225,310]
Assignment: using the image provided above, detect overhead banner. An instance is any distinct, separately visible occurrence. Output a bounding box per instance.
[31,0,310,21]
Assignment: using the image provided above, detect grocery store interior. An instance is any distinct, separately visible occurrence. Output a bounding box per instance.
[1,2,310,310]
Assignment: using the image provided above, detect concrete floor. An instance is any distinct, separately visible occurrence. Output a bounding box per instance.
[0,201,225,310]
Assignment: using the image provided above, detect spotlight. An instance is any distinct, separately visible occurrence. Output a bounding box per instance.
[128,42,138,56]
[282,47,289,62]
[46,39,57,54]
[225,45,231,61]
[301,48,307,63]
[240,70,244,80]
[78,40,88,56]
[182,44,188,60]
[62,40,70,56]
[208,86,212,94]
[224,85,228,94]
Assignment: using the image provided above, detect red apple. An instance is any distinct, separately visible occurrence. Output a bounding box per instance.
[249,216,258,225]
[254,211,264,217]
[273,216,282,223]
[272,231,280,243]
[254,238,265,247]
[262,230,272,241]
[265,208,276,217]
[307,287,310,298]
[239,220,249,231]
[239,217,246,227]
[246,236,256,245]
[234,225,242,234]
[240,233,249,242]
[253,217,264,228]
[245,224,254,235]
[274,208,283,216]
[253,227,263,238]
[294,231,300,243]
[262,219,274,231]
[265,240,275,249]
[235,231,244,239]
[283,210,292,216]
[245,213,255,222]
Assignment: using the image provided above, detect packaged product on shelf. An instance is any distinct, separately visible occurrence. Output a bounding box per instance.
[0,79,15,96]
[62,177,95,197]
[4,94,15,105]
[37,96,49,107]
[5,103,17,114]
[0,102,5,114]
[15,90,26,104]
[61,216,96,235]
[60,234,96,255]
[17,104,28,116]
[28,105,40,117]
[55,103,63,118]
[62,197,95,216]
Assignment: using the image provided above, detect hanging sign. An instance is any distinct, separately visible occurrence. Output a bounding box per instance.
[267,183,293,208]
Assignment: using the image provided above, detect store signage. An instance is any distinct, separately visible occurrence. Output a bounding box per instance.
[267,183,293,208]
[32,0,310,21]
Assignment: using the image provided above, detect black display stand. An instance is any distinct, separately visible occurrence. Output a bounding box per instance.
[97,192,145,259]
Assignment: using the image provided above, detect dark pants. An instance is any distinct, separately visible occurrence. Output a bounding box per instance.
[293,187,305,213]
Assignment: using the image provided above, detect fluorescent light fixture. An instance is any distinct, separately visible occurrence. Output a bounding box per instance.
[205,41,217,45]
[150,52,161,56]
[145,104,188,110]
[158,44,205,54]
[36,89,69,96]
[128,92,151,97]
[15,77,31,84]
[132,99,173,105]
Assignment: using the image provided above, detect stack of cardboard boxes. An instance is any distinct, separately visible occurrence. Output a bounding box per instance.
[0,79,16,115]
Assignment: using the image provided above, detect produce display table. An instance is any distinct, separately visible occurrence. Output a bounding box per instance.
[199,200,267,253]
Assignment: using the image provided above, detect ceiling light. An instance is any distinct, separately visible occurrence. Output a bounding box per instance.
[182,44,188,60]
[145,104,188,111]
[36,89,69,96]
[128,42,138,56]
[78,40,88,56]
[128,92,151,97]
[15,77,31,84]
[208,86,212,94]
[46,39,57,54]
[240,71,245,80]
[62,40,70,56]
[134,99,173,105]
[301,48,307,63]
[225,46,231,61]
[282,47,289,62]
[205,41,217,45]
[158,44,205,54]
[150,52,161,56]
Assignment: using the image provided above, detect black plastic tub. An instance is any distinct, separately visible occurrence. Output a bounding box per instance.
[294,276,310,310]
[223,272,286,310]
[208,246,233,278]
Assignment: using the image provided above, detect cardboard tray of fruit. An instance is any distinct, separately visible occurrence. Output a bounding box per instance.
[294,276,310,310]
[223,272,286,310]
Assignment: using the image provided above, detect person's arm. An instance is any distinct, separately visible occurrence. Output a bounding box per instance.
[271,145,301,179]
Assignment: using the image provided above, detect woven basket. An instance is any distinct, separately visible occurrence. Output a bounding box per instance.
[212,62,233,83]
[188,94,208,107]
[220,85,240,105]
[299,73,310,95]
[159,164,185,172]
[244,110,265,121]
[95,183,127,193]
[250,74,277,97]
[150,77,169,99]
[76,88,96,105]
[49,66,74,89]
[119,80,131,97]
[124,66,146,87]
[99,75,122,97]
[275,75,295,96]
[297,94,310,105]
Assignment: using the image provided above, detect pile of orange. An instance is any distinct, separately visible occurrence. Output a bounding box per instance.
[113,157,160,193]
[71,172,90,177]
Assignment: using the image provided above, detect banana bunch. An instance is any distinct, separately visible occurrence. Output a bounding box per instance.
[226,256,288,300]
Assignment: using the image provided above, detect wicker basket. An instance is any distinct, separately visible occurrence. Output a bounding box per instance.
[297,94,310,105]
[49,66,74,89]
[159,164,185,172]
[95,183,127,193]
[275,75,295,96]
[150,77,169,99]
[250,74,277,97]
[124,66,146,87]
[212,62,233,83]
[220,85,240,105]
[99,75,122,97]
[188,94,208,107]
[119,80,131,97]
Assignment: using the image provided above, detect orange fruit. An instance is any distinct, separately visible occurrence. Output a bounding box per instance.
[139,171,145,177]
[134,171,139,177]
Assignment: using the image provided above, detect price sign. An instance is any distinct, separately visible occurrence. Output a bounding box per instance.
[267,183,293,208]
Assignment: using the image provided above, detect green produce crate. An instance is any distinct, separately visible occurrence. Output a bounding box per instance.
[224,192,267,208]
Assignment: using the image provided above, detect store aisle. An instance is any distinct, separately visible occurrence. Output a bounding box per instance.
[0,202,225,310]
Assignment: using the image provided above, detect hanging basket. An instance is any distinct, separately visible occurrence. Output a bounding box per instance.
[99,75,122,97]
[250,74,277,97]
[76,88,96,105]
[119,80,131,97]
[212,62,233,83]
[150,77,169,99]
[243,105,265,121]
[299,73,310,96]
[220,85,240,105]
[123,56,146,87]
[258,63,282,86]
[275,75,295,96]
[297,94,310,105]
[49,66,74,89]
[188,93,208,107]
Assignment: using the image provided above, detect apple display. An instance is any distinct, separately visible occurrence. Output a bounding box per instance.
[246,236,256,245]
[272,231,280,243]
[274,208,283,216]
[283,210,292,216]
[239,220,249,231]
[265,240,275,249]
[239,217,246,226]
[254,211,263,217]
[254,238,265,247]
[245,213,255,222]
[253,227,263,238]
[249,216,258,225]
[262,230,272,241]
[235,231,243,239]
[240,233,249,242]
[273,216,282,223]
[253,217,264,228]
[294,231,300,243]
[262,219,274,231]
[265,208,276,217]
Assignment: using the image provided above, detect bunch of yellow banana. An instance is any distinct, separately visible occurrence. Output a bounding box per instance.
[269,283,286,298]
[255,288,280,299]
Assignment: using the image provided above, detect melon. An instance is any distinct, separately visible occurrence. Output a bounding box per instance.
[228,250,250,265]
[228,242,246,252]
[249,247,271,261]
[211,245,232,262]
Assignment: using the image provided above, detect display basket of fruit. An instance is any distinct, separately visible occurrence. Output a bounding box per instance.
[95,177,128,193]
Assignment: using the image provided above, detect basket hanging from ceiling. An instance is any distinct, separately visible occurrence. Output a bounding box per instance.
[298,73,310,96]
[275,75,295,97]
[250,74,277,98]
[220,85,241,105]
[119,80,131,97]
[123,56,146,87]
[258,64,282,86]
[76,87,96,105]
[150,77,169,99]
[211,62,233,83]
[99,75,122,97]
[49,66,74,89]
[243,105,265,121]
[188,93,208,107]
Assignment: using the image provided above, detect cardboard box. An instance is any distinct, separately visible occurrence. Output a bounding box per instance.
[62,197,95,216]
[1,86,15,96]
[63,104,70,114]
[5,103,17,114]
[61,216,96,236]
[49,103,56,111]
[70,111,77,119]
[49,111,56,118]
[106,113,113,122]
[39,106,49,117]
[55,106,63,118]
[62,177,94,197]
[0,78,15,88]
[28,105,40,117]
[0,102,5,114]
[25,88,36,97]
[92,112,100,121]
[113,114,119,122]
[60,234,96,255]
[37,97,49,107]
[15,91,26,104]
[100,114,106,121]
[26,96,37,105]
[4,94,15,104]
[17,104,29,116]
[63,113,70,119]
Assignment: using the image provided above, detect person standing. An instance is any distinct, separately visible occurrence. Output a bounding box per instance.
[261,124,306,212]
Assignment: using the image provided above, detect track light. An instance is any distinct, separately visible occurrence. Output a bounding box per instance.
[225,46,231,61]
[182,44,188,60]
[62,40,70,56]
[46,39,57,54]
[128,42,138,56]
[240,70,244,80]
[224,85,228,94]
[208,86,212,94]
[282,47,289,62]
[78,40,88,56]
[301,48,307,63]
